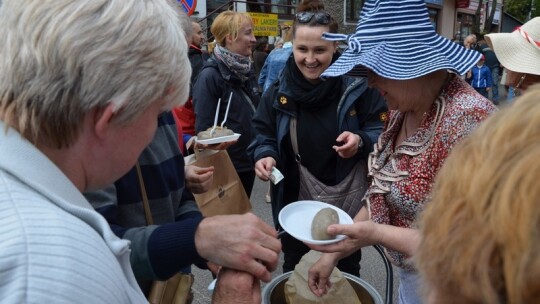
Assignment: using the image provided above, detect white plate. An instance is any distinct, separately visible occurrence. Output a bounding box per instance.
[278,200,353,245]
[195,133,241,145]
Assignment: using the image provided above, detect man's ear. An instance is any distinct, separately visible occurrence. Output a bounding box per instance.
[93,103,117,140]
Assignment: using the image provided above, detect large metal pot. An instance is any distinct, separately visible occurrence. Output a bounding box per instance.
[262,271,383,304]
[262,245,393,304]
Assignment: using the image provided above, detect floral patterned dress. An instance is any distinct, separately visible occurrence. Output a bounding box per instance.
[364,75,497,269]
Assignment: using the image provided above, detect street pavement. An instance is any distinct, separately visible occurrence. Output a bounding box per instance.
[191,178,400,303]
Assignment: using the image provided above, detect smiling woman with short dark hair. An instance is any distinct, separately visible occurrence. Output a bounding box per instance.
[248,0,387,284]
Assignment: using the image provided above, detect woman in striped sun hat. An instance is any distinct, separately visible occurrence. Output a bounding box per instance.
[307,0,498,302]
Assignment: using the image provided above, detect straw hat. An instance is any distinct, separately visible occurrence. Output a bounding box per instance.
[321,0,481,80]
[485,17,540,76]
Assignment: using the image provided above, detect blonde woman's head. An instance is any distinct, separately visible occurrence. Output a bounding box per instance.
[211,11,255,56]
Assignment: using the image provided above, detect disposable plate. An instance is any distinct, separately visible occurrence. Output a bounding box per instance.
[278,200,353,245]
[195,133,241,145]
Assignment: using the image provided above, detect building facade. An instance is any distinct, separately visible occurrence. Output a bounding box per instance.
[192,0,503,46]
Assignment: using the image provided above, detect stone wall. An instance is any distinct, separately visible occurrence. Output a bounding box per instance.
[325,0,357,35]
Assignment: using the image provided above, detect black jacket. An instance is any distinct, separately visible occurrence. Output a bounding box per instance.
[192,56,261,173]
[478,43,500,70]
[188,45,210,93]
[248,75,387,227]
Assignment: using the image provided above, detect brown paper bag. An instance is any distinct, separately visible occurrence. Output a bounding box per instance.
[184,149,251,217]
[284,251,361,304]
[148,273,194,304]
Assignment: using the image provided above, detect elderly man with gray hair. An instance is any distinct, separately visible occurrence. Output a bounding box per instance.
[0,0,277,303]
[0,0,190,302]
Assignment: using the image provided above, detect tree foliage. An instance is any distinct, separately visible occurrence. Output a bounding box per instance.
[474,0,484,33]
[504,0,540,22]
[473,0,500,34]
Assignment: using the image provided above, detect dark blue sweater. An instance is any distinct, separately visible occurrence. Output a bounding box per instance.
[84,112,206,282]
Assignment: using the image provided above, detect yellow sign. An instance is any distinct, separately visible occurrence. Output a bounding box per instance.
[248,12,279,36]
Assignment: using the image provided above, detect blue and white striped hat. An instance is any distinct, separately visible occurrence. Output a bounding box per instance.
[321,0,481,80]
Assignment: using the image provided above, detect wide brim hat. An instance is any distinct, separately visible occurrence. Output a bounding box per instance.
[485,17,540,76]
[322,0,481,80]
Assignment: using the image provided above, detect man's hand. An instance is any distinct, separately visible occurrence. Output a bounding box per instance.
[207,262,221,277]
[185,165,214,194]
[212,268,261,304]
[195,213,281,282]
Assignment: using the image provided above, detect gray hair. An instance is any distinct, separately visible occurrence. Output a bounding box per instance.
[0,0,191,148]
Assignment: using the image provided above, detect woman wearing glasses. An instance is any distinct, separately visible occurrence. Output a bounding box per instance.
[248,0,387,276]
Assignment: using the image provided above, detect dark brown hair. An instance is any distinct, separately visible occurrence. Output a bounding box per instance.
[293,0,338,36]
[296,0,325,12]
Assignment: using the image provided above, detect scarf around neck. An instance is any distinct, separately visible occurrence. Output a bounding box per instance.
[281,53,342,111]
[213,44,252,80]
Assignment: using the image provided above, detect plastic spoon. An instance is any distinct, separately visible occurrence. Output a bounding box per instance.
[209,98,221,137]
[220,92,233,128]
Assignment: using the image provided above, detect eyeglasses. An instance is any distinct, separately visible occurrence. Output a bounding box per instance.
[295,12,331,25]
[516,74,527,89]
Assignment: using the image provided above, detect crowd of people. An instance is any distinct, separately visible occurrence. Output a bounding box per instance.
[1,0,539,303]
[457,16,540,105]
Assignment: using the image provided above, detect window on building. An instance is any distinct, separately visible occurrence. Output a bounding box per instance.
[456,12,475,43]
[345,0,364,23]
[427,7,439,32]
[270,0,296,14]
[243,0,296,15]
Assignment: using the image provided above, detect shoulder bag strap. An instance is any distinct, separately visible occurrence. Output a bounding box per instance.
[289,117,301,163]
[137,164,194,304]
[238,88,257,112]
[135,162,153,226]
